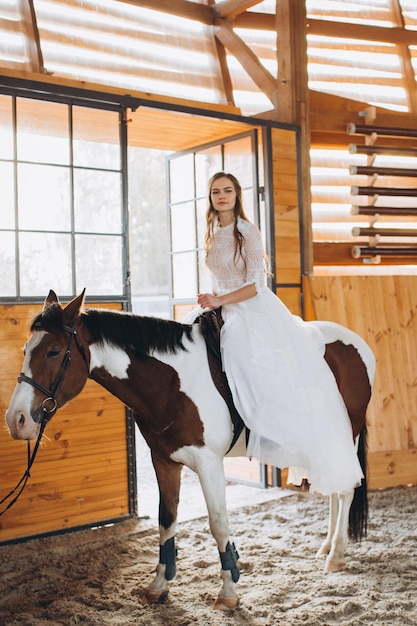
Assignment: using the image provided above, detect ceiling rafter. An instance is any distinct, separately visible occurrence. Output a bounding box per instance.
[18,0,44,73]
[214,18,278,107]
[234,12,417,47]
[213,35,235,106]
[115,0,212,24]
[389,0,417,114]
[206,0,235,106]
[213,0,264,19]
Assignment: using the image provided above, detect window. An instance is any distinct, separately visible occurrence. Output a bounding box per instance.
[0,95,126,299]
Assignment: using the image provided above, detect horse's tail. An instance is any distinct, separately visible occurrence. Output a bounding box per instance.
[348,422,368,541]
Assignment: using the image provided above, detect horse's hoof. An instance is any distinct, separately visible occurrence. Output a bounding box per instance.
[213,595,239,610]
[316,545,330,558]
[324,559,346,573]
[141,589,169,605]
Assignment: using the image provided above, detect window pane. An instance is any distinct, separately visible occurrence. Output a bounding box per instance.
[242,188,256,223]
[195,147,222,197]
[0,162,15,228]
[75,235,123,296]
[16,99,70,165]
[196,198,206,250]
[198,249,211,293]
[73,107,120,170]
[171,202,196,252]
[19,232,72,296]
[224,136,254,185]
[0,95,13,159]
[0,232,16,296]
[172,251,197,299]
[169,154,195,204]
[18,164,71,231]
[74,169,122,233]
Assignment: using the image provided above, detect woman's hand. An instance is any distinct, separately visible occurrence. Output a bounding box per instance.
[198,283,257,309]
[197,292,222,310]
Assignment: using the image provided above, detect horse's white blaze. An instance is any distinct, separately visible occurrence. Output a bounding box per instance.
[5,331,45,439]
[89,342,131,379]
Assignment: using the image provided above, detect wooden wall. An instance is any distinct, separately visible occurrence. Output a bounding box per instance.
[271,127,302,316]
[270,125,417,490]
[305,275,417,489]
[0,302,131,543]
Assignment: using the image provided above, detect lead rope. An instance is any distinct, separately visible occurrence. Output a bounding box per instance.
[0,416,48,517]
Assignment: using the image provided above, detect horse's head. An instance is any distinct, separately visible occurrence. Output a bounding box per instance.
[5,290,90,440]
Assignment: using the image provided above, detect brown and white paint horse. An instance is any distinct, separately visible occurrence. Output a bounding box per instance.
[5,290,375,610]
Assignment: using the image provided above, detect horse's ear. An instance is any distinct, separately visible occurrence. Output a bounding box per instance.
[63,289,86,323]
[44,290,60,309]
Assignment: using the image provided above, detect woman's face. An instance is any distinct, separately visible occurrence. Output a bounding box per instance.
[210,176,237,216]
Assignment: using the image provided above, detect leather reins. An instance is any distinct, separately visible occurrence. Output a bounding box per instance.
[0,322,89,516]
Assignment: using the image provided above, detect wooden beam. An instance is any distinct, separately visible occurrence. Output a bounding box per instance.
[214,0,264,19]
[234,12,417,46]
[275,0,313,273]
[389,0,417,114]
[207,0,235,105]
[214,19,278,106]
[313,242,417,265]
[18,0,44,73]
[115,0,213,24]
[234,11,274,30]
[213,36,235,106]
[309,90,417,136]
[307,17,417,47]
[0,67,242,116]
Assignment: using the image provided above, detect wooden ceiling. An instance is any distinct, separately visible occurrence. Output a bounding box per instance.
[2,0,417,137]
[128,107,255,151]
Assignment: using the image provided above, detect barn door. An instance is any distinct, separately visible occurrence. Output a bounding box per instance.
[166,131,269,487]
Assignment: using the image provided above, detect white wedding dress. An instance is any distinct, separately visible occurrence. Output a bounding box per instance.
[192,217,364,496]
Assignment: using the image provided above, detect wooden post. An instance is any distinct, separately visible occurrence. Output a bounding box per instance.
[276,0,313,273]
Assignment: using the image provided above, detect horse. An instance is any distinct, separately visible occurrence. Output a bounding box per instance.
[5,290,375,610]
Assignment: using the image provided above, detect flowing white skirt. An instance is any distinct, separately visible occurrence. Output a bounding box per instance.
[185,286,364,496]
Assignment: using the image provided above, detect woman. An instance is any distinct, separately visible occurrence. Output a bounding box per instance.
[195,172,363,496]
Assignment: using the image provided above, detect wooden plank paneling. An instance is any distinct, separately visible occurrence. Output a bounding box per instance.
[271,126,301,314]
[306,275,417,489]
[0,302,130,543]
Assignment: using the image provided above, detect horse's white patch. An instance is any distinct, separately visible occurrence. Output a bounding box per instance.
[89,342,131,379]
[4,331,46,436]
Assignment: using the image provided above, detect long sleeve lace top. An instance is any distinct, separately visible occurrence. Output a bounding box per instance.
[205,217,266,295]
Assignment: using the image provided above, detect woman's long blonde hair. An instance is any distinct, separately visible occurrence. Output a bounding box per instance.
[204,172,251,264]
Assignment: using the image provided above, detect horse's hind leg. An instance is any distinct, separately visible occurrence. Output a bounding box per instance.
[316,494,338,558]
[142,453,182,605]
[197,453,240,610]
[317,490,354,573]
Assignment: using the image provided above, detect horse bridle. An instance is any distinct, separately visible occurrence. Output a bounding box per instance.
[17,322,89,422]
[0,322,89,516]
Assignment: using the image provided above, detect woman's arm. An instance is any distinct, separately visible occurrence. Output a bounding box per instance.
[197,283,257,309]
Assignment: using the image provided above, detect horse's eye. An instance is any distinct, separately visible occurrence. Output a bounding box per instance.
[47,349,60,358]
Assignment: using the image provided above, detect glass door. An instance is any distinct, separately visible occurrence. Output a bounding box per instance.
[167,130,262,320]
[167,131,268,487]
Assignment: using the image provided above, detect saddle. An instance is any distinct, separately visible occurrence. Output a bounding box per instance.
[197,308,249,453]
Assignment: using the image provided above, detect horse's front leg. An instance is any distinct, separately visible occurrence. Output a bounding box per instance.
[142,453,182,605]
[197,453,240,611]
[317,490,354,573]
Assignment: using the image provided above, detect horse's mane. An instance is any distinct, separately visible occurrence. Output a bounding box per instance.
[31,304,194,357]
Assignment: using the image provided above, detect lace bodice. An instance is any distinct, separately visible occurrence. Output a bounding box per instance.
[205,217,266,294]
